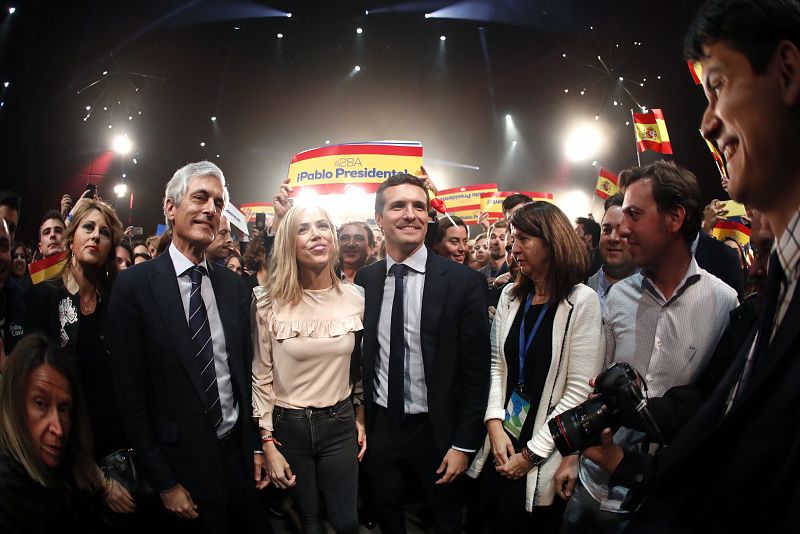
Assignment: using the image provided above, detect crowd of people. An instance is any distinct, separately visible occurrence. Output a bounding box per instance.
[1,1,799,532]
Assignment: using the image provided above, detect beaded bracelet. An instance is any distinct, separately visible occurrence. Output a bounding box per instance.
[260,436,283,446]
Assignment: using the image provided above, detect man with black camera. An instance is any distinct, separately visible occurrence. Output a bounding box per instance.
[581,1,800,531]
[560,161,738,533]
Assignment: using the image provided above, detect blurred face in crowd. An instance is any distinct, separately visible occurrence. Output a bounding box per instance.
[600,206,634,279]
[619,179,677,273]
[488,225,507,261]
[473,236,488,266]
[0,220,10,289]
[25,364,72,469]
[147,238,158,258]
[115,245,132,271]
[39,217,65,259]
[434,224,468,264]
[509,225,549,282]
[294,207,334,272]
[133,244,151,265]
[339,224,370,269]
[574,223,592,248]
[12,243,27,278]
[165,174,224,254]
[376,184,428,259]
[748,209,775,283]
[371,227,383,254]
[700,41,799,212]
[0,205,18,244]
[71,209,113,270]
[206,216,234,261]
[226,255,243,276]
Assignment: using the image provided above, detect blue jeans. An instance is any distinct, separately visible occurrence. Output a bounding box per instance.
[273,398,359,534]
[561,481,630,534]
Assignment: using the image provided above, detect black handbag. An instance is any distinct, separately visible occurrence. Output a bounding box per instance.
[98,448,153,498]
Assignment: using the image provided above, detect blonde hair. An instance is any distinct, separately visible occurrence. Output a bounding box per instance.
[267,206,342,306]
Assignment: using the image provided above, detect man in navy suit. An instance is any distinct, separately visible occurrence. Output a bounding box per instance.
[109,161,266,533]
[355,174,490,534]
[584,1,800,531]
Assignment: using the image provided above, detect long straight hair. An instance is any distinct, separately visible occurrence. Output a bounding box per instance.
[267,205,342,307]
[0,334,100,491]
[509,202,588,304]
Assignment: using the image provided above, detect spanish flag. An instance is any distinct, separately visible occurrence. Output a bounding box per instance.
[633,109,673,155]
[595,168,619,200]
[712,219,751,247]
[29,251,67,285]
[700,130,728,180]
[688,60,703,85]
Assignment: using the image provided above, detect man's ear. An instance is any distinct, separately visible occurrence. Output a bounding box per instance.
[374,213,383,232]
[776,40,800,107]
[665,205,687,237]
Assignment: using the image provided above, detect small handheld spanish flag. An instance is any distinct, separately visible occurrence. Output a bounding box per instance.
[712,219,751,248]
[29,251,67,285]
[688,60,703,85]
[700,130,728,180]
[633,109,673,155]
[595,168,619,200]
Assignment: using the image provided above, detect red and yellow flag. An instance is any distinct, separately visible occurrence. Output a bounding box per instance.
[712,219,751,247]
[633,109,673,154]
[688,60,703,85]
[435,183,498,223]
[479,191,554,222]
[29,251,67,285]
[595,168,619,200]
[700,131,728,180]
[239,202,274,224]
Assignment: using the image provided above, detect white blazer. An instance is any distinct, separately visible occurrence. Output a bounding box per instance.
[467,283,605,510]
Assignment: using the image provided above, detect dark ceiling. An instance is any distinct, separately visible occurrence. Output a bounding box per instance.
[0,0,717,243]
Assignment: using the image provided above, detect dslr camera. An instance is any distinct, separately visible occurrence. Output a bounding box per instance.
[548,362,663,456]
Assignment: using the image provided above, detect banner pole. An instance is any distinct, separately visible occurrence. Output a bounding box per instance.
[631,109,641,167]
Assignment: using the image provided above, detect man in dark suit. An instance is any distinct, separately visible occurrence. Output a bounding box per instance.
[694,230,745,301]
[355,173,490,534]
[584,1,800,531]
[109,161,266,533]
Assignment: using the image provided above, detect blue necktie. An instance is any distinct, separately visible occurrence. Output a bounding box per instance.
[186,266,223,430]
[388,263,407,424]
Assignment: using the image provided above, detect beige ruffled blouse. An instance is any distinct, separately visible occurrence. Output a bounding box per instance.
[251,283,365,432]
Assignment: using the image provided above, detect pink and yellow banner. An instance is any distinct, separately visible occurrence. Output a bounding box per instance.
[240,202,274,224]
[480,191,554,222]
[435,183,498,223]
[287,141,423,195]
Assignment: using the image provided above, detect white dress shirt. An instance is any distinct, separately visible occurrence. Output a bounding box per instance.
[168,243,238,437]
[375,245,428,414]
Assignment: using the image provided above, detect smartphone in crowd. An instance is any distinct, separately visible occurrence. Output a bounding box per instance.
[255,212,266,231]
[130,226,143,236]
[85,183,97,198]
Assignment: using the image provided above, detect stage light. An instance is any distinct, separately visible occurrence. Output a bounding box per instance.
[440,35,446,41]
[505,114,512,123]
[613,100,618,106]
[114,184,128,198]
[108,124,112,129]
[85,105,91,110]
[138,110,142,115]
[580,90,585,95]
[564,89,568,93]
[112,134,132,155]
[128,115,132,120]
[564,123,602,162]
[562,53,566,58]
[132,158,138,165]
[425,13,431,18]
[277,33,283,38]
[200,141,206,147]
[122,173,127,178]
[103,106,107,111]
[618,76,623,81]
[594,115,599,121]
[103,71,108,75]
[8,7,15,14]
[365,10,369,15]
[356,27,363,34]
[211,116,217,121]
[625,121,630,126]
[325,140,330,144]
[354,65,361,72]
[512,140,518,146]
[216,154,220,158]
[286,12,292,17]
[233,26,240,30]
[3,82,9,88]
[592,160,598,166]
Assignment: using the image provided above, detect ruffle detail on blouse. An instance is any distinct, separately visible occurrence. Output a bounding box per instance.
[253,285,364,340]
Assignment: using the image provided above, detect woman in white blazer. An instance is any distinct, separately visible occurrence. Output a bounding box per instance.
[467,201,605,533]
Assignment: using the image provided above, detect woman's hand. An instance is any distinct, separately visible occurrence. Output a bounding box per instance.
[486,419,515,466]
[102,477,137,514]
[262,442,297,489]
[355,405,367,462]
[554,454,579,500]
[495,452,534,479]
[702,199,728,234]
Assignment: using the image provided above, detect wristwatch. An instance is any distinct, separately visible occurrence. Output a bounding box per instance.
[521,445,547,467]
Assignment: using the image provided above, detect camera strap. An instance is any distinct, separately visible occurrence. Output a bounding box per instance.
[518,294,549,386]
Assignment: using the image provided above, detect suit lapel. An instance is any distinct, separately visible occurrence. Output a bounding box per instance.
[150,254,208,408]
[361,261,387,402]
[207,262,244,398]
[420,253,448,374]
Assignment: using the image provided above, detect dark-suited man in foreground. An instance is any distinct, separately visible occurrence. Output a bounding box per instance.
[109,161,265,533]
[355,174,490,534]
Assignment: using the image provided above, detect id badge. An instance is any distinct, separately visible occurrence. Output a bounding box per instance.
[503,388,531,440]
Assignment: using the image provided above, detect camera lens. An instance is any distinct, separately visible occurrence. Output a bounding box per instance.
[549,397,610,456]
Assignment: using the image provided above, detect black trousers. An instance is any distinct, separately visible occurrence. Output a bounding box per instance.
[364,406,464,534]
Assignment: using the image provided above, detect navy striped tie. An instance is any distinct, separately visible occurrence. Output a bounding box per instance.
[186,266,223,430]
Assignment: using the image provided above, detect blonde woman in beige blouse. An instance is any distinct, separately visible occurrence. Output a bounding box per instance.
[252,205,365,534]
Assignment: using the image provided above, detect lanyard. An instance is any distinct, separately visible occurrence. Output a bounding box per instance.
[518,294,549,386]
